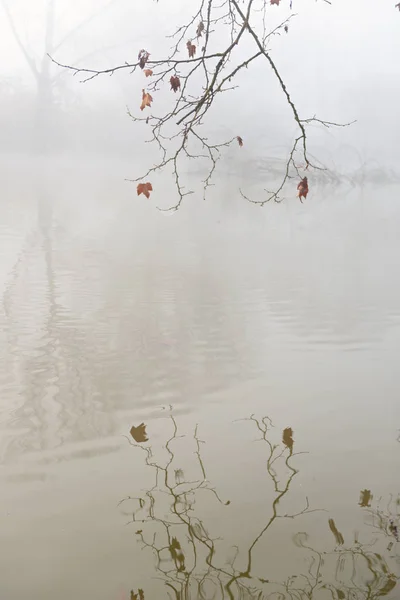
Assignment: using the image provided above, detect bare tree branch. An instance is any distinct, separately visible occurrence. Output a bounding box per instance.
[51,0,354,210]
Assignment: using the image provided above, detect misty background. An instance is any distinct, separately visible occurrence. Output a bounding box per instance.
[0,0,399,170]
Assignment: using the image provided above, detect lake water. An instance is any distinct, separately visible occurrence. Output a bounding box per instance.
[1,158,400,599]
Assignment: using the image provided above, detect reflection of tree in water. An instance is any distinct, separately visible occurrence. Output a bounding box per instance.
[123,416,399,599]
[0,186,113,460]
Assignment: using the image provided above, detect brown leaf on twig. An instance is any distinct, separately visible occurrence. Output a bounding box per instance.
[143,69,153,77]
[130,423,149,442]
[196,21,205,38]
[138,49,150,69]
[270,0,281,4]
[136,183,153,200]
[236,136,243,147]
[170,75,181,92]
[282,427,294,450]
[186,40,196,58]
[140,89,153,111]
[297,176,309,202]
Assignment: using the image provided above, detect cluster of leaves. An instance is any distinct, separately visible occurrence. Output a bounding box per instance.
[53,0,353,210]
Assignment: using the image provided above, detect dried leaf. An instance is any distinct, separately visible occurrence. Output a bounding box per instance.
[297,176,309,202]
[138,590,145,600]
[359,489,373,508]
[186,40,196,58]
[143,69,153,77]
[170,75,181,92]
[236,136,243,147]
[328,518,344,545]
[270,0,281,4]
[130,423,149,442]
[138,49,150,69]
[137,182,153,199]
[140,89,153,111]
[282,427,294,451]
[196,21,205,38]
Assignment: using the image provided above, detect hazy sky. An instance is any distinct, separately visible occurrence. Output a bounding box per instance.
[0,0,399,165]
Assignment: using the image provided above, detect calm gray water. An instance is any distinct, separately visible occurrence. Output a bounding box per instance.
[1,159,400,599]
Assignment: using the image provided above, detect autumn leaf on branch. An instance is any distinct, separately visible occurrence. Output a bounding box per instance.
[138,49,150,69]
[130,423,149,442]
[297,177,309,202]
[53,0,354,210]
[137,183,153,199]
[170,75,181,92]
[140,89,153,111]
[196,21,205,38]
[186,40,196,58]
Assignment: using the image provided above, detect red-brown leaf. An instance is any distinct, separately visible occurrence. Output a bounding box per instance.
[140,89,153,111]
[138,49,150,69]
[297,176,309,202]
[186,40,196,58]
[270,0,280,4]
[144,69,153,77]
[170,75,181,92]
[236,136,243,147]
[137,182,153,199]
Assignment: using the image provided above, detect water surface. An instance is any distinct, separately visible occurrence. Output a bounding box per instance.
[1,159,399,599]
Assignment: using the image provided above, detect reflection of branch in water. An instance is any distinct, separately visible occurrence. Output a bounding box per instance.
[123,416,400,599]
[291,528,398,600]
[365,494,400,546]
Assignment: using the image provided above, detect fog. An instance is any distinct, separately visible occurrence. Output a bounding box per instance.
[1,2,400,600]
[1,0,399,169]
